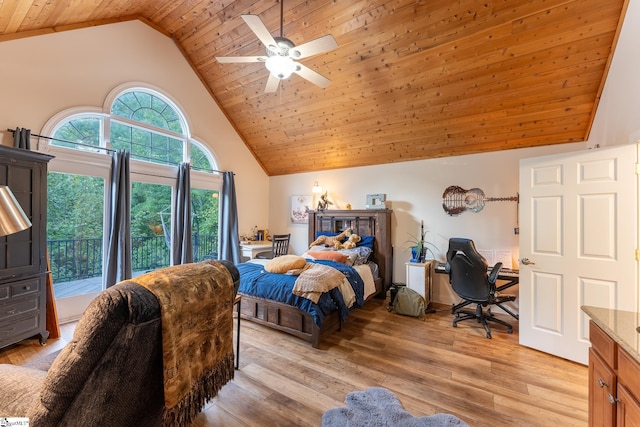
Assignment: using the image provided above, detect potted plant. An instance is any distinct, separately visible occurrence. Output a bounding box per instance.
[405,221,438,262]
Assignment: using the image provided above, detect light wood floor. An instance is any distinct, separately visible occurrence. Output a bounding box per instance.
[0,299,588,426]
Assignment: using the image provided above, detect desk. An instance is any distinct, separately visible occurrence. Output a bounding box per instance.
[240,242,272,259]
[234,294,241,369]
[434,262,519,319]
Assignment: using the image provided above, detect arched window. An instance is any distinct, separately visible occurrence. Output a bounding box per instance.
[42,86,221,318]
[110,90,185,165]
[48,88,218,172]
[190,140,218,172]
[111,90,183,132]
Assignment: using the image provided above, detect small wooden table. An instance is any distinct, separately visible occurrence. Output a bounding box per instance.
[234,294,241,369]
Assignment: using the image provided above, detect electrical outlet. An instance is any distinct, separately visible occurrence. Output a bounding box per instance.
[514,227,519,235]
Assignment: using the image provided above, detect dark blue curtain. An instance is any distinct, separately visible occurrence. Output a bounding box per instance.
[219,171,241,263]
[105,150,132,287]
[172,163,193,265]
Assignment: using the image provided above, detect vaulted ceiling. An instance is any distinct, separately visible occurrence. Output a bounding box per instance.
[0,0,629,176]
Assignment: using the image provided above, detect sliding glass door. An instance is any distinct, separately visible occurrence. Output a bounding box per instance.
[191,188,219,261]
[131,181,172,274]
[47,172,105,299]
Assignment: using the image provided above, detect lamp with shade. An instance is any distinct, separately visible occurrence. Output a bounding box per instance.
[0,185,32,236]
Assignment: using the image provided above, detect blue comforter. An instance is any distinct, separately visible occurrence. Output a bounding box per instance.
[237,259,365,328]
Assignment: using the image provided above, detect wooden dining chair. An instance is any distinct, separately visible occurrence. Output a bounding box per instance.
[255,234,290,259]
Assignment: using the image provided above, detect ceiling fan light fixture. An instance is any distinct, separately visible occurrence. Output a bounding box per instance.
[265,55,297,79]
[215,8,337,93]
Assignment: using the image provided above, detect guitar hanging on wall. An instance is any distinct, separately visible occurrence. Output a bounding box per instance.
[442,185,518,216]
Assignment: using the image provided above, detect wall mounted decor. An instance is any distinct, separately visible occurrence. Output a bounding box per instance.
[291,195,312,223]
[366,194,386,209]
[442,185,518,216]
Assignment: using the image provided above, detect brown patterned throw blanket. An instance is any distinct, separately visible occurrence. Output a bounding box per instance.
[293,263,345,303]
[134,260,235,427]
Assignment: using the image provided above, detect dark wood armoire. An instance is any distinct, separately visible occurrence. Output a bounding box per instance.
[0,145,53,349]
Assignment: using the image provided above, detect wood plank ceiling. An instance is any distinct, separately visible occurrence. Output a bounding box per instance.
[0,0,629,176]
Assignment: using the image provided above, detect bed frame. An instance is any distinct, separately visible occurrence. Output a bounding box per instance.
[238,209,393,348]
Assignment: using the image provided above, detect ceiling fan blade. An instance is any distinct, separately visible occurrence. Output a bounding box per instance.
[215,56,266,63]
[291,35,338,59]
[264,73,280,93]
[241,14,278,50]
[294,64,331,89]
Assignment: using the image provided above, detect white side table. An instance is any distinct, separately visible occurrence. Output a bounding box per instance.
[405,261,433,309]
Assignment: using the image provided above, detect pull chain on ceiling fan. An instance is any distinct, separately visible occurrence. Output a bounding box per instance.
[215,1,338,93]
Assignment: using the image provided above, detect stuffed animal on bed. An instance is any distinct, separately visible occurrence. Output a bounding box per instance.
[337,233,361,249]
[309,228,352,248]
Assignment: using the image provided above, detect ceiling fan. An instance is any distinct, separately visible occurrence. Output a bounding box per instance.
[215,2,338,93]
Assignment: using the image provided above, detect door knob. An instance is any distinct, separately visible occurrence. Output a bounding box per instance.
[521,258,536,265]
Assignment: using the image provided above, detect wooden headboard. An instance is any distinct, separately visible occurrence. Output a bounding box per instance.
[307,209,393,293]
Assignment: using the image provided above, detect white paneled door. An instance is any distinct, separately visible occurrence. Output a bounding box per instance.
[519,144,638,364]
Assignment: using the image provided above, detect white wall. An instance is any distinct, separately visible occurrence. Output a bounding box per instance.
[0,20,269,232]
[268,0,640,305]
[270,142,584,304]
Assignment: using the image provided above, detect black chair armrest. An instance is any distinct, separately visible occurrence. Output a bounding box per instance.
[488,262,503,284]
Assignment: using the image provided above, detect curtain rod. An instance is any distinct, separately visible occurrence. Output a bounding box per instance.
[7,128,229,174]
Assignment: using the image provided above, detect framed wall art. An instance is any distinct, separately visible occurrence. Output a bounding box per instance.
[291,195,312,223]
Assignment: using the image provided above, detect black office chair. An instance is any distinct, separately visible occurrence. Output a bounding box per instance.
[445,238,516,338]
[255,234,290,259]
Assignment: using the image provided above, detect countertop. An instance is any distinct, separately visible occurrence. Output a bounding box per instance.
[582,306,640,363]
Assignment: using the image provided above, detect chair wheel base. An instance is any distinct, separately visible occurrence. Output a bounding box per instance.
[452,305,513,339]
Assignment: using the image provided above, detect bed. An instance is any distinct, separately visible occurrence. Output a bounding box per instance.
[237,209,393,348]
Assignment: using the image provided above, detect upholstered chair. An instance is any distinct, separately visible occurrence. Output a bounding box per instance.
[0,260,239,426]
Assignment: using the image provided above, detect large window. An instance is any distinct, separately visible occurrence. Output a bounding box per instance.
[131,182,173,272]
[191,188,220,260]
[48,173,105,297]
[44,86,221,299]
[110,91,184,164]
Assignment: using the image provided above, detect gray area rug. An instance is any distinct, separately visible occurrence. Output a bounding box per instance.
[322,387,469,427]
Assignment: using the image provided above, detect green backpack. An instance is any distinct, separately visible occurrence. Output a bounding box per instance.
[392,286,426,319]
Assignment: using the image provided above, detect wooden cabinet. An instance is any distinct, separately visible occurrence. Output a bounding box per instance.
[617,347,640,426]
[0,146,53,349]
[617,384,640,426]
[589,346,616,426]
[588,320,640,426]
[405,261,432,309]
